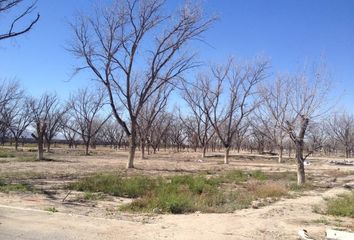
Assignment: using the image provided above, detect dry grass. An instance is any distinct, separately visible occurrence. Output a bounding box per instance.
[246,180,288,199]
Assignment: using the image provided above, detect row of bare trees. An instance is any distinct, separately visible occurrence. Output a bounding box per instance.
[0,81,112,158]
[1,0,348,186]
[1,73,352,185]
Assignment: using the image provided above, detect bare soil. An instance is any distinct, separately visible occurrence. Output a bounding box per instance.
[0,147,353,239]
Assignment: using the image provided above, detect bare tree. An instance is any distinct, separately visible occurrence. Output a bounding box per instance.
[282,67,330,185]
[69,0,214,168]
[43,101,68,152]
[181,76,215,158]
[0,0,40,41]
[258,76,291,163]
[306,121,328,156]
[148,111,172,154]
[100,119,126,149]
[5,96,32,150]
[202,58,269,164]
[327,112,354,158]
[137,86,171,159]
[0,79,23,107]
[29,93,58,160]
[169,116,187,152]
[60,117,78,149]
[68,87,110,155]
[0,80,26,146]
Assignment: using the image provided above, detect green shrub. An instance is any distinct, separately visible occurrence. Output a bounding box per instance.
[0,182,33,193]
[68,173,156,198]
[326,192,354,218]
[251,170,268,181]
[0,151,15,158]
[223,170,247,182]
[44,207,58,213]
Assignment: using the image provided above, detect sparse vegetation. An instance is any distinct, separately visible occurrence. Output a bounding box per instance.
[69,170,295,214]
[44,207,58,213]
[0,150,16,158]
[326,192,354,218]
[0,179,34,193]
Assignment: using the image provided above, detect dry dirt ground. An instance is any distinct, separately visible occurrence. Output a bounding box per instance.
[0,147,353,240]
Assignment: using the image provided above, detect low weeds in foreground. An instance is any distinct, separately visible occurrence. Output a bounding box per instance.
[68,170,299,214]
[326,192,354,218]
[0,179,34,193]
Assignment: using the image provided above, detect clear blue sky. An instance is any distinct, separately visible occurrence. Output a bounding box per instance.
[1,0,354,111]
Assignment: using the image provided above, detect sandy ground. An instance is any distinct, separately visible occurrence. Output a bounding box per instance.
[0,147,353,239]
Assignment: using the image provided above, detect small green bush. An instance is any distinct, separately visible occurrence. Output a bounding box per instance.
[0,151,15,158]
[223,170,247,182]
[251,170,268,181]
[326,192,354,218]
[68,173,156,198]
[0,182,33,193]
[44,207,58,213]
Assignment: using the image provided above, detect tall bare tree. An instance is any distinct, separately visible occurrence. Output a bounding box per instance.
[282,68,330,185]
[29,93,58,160]
[202,58,269,164]
[68,87,110,155]
[181,77,215,158]
[0,0,40,41]
[69,0,214,168]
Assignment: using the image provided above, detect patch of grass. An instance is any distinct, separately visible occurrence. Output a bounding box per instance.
[250,170,268,181]
[0,151,15,158]
[247,181,288,199]
[268,171,297,182]
[326,192,354,218]
[83,192,105,201]
[16,155,37,162]
[0,172,47,181]
[222,170,247,183]
[289,182,314,192]
[69,170,295,214]
[44,207,58,213]
[312,217,330,225]
[0,180,34,193]
[68,173,156,198]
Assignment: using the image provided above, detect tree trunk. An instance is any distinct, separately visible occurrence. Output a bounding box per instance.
[36,121,46,161]
[37,138,44,161]
[294,117,309,185]
[140,139,145,160]
[127,131,137,169]
[278,145,283,163]
[47,142,51,153]
[85,142,89,155]
[296,142,305,185]
[345,146,350,158]
[14,138,19,151]
[224,147,230,164]
[202,145,207,158]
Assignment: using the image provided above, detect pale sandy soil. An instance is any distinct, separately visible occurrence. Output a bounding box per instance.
[0,147,353,239]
